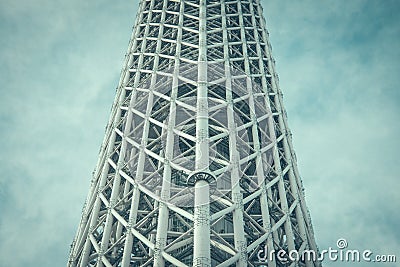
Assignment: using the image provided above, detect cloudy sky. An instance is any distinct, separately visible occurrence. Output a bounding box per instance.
[0,1,399,266]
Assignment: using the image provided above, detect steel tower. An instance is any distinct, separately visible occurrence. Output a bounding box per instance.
[69,0,320,266]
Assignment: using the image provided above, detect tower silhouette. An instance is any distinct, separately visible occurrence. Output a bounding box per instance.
[69,0,320,266]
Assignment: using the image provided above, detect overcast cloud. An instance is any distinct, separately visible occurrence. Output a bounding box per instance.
[0,1,399,266]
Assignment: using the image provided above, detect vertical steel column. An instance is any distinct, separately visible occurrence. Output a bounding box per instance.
[235,2,277,266]
[220,2,248,262]
[255,1,319,265]
[79,135,115,267]
[192,0,211,266]
[119,33,148,267]
[69,1,146,264]
[112,33,144,257]
[120,1,160,263]
[226,76,248,267]
[153,13,180,267]
[152,0,185,265]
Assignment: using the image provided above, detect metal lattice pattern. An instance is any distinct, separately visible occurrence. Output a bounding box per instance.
[68,0,320,266]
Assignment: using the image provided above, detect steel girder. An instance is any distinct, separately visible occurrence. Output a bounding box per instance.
[68,0,321,266]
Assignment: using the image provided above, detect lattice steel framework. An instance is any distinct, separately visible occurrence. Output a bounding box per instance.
[68,0,321,266]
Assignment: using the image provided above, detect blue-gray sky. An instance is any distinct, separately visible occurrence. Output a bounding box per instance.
[0,1,399,266]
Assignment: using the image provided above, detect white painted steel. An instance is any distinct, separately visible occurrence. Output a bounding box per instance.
[68,0,321,266]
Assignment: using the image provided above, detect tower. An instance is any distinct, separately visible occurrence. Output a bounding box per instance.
[69,0,321,266]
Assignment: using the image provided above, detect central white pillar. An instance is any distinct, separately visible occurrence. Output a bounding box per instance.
[191,0,211,265]
[193,179,211,266]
